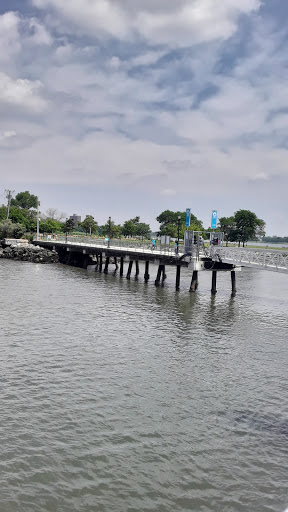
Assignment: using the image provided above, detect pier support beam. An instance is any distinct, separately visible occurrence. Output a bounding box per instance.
[98,253,103,272]
[155,264,165,286]
[190,271,199,293]
[126,261,133,280]
[176,265,181,290]
[231,270,237,296]
[211,270,217,295]
[144,261,150,282]
[104,257,110,274]
[135,260,139,277]
[114,257,119,270]
[120,257,124,277]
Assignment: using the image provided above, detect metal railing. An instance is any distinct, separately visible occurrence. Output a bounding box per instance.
[35,235,183,257]
[210,246,288,273]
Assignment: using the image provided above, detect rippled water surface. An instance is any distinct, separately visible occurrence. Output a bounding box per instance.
[1,259,288,512]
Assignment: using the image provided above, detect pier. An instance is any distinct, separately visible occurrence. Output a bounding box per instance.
[33,234,288,294]
[33,234,242,294]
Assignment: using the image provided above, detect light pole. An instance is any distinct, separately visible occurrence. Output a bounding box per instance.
[36,201,40,241]
[65,218,68,243]
[108,216,111,248]
[177,215,181,254]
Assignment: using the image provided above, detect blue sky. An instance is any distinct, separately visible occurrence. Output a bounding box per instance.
[0,0,287,235]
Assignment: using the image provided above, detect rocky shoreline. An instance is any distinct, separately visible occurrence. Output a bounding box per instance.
[0,243,59,264]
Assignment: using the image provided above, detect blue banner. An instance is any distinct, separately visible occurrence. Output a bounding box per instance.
[211,210,218,229]
[186,208,191,227]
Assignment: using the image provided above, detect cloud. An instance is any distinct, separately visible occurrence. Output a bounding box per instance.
[32,0,261,47]
[0,73,47,112]
[0,11,21,61]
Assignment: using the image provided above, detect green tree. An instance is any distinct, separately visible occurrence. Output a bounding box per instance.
[122,220,136,238]
[135,222,151,239]
[63,218,75,234]
[0,220,26,239]
[233,210,266,247]
[218,216,235,246]
[102,219,122,238]
[39,219,62,234]
[156,210,203,237]
[81,215,98,235]
[0,205,7,221]
[11,191,38,210]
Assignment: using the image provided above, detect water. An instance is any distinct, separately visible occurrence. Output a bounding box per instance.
[1,259,288,512]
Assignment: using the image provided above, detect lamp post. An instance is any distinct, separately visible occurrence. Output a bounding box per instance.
[177,215,181,254]
[108,216,111,248]
[36,201,40,241]
[65,218,68,243]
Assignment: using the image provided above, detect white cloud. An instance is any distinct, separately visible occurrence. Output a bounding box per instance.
[32,0,261,47]
[28,18,53,45]
[0,12,20,61]
[0,73,47,112]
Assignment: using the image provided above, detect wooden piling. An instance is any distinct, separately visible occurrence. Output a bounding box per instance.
[98,253,103,272]
[211,270,217,295]
[190,270,198,293]
[114,257,119,270]
[126,261,133,280]
[120,257,124,277]
[176,265,181,290]
[144,261,150,282]
[162,265,167,282]
[104,257,110,274]
[155,264,165,286]
[155,264,163,286]
[135,260,139,277]
[231,270,237,295]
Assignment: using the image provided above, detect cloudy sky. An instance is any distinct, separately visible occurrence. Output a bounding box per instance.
[0,0,287,234]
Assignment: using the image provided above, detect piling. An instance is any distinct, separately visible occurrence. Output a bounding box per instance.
[176,265,181,290]
[120,257,124,277]
[126,261,133,280]
[190,270,198,293]
[155,264,165,286]
[135,260,139,277]
[144,261,150,282]
[211,270,217,295]
[98,253,103,273]
[104,257,110,274]
[231,270,237,295]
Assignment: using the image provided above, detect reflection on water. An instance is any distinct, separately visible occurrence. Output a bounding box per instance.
[0,259,288,512]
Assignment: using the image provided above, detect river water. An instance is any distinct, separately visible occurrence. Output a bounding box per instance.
[1,259,288,512]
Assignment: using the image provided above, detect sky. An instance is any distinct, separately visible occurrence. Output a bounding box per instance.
[0,0,287,235]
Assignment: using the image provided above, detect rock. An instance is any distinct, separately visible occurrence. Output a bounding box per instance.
[0,243,59,264]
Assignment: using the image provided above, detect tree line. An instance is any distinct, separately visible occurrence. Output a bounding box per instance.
[0,190,268,246]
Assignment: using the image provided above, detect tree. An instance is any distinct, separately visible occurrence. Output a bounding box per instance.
[11,191,38,210]
[81,215,98,235]
[233,210,266,247]
[39,218,62,234]
[122,220,136,237]
[44,208,66,222]
[135,222,151,239]
[63,218,75,234]
[0,220,26,239]
[156,210,204,237]
[218,216,235,246]
[102,219,122,238]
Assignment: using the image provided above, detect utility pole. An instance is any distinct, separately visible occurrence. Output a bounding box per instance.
[5,189,15,219]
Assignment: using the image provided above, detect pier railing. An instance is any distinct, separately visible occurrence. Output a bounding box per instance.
[211,246,288,273]
[35,235,183,256]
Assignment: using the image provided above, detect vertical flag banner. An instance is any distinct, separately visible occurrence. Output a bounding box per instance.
[211,210,217,229]
[186,208,191,227]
